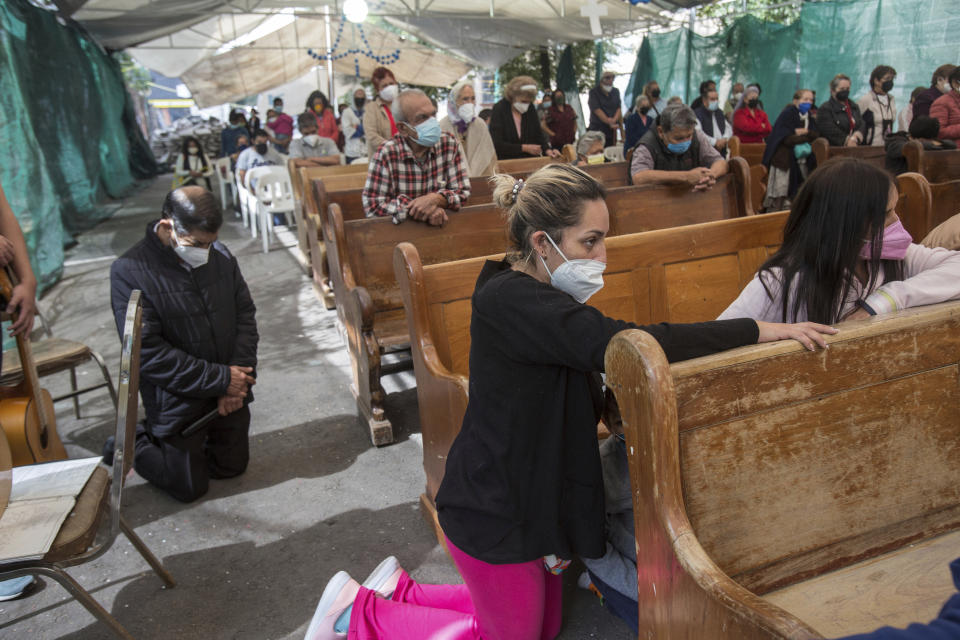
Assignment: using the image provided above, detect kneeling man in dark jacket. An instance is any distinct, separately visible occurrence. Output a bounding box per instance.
[110,186,258,502]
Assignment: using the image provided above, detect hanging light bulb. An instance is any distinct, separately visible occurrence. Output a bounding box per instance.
[344,0,369,23]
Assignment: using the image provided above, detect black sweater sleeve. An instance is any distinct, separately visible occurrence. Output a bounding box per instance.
[489,101,524,159]
[480,272,759,372]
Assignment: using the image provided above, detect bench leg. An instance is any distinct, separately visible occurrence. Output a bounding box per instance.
[318,242,336,310]
[70,366,80,419]
[347,324,394,446]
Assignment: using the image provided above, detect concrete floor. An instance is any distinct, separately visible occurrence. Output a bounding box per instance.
[0,176,633,640]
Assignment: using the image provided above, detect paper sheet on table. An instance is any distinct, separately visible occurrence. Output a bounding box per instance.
[0,496,76,559]
[9,457,101,501]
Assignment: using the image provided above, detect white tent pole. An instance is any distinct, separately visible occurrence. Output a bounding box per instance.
[324,5,335,101]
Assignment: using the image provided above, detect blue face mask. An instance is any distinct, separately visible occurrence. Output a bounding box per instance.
[667,139,692,154]
[412,117,441,147]
[798,102,812,114]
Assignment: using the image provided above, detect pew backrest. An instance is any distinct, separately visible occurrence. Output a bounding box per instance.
[399,212,788,501]
[410,211,787,379]
[337,164,757,323]
[896,172,960,241]
[903,139,960,183]
[606,299,960,636]
[729,137,766,167]
[495,156,553,173]
[811,137,886,169]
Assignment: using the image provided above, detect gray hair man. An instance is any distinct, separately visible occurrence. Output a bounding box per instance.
[629,103,728,191]
[361,88,471,225]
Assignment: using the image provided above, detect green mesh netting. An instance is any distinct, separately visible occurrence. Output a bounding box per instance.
[0,0,157,292]
[626,0,960,119]
[799,0,960,104]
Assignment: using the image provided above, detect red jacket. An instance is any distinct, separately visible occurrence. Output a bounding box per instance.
[930,92,960,142]
[313,108,340,142]
[733,107,771,143]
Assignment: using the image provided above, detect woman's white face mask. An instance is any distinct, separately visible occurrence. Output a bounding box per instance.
[538,233,605,303]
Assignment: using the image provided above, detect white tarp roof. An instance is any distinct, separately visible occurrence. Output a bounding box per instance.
[57,0,689,106]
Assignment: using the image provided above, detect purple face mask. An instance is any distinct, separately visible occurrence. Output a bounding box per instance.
[860,219,912,260]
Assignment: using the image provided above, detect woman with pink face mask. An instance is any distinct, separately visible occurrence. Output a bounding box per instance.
[719,157,960,324]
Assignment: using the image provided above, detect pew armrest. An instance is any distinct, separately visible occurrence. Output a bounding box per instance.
[605,329,821,640]
[394,242,470,501]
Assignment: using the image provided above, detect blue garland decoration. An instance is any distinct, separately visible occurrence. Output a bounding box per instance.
[306,18,401,78]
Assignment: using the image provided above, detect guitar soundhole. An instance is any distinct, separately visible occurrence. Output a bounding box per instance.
[40,429,48,448]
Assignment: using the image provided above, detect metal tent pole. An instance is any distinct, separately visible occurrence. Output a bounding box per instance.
[324,5,335,101]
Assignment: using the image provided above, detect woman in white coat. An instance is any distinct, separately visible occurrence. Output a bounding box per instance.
[439,80,498,177]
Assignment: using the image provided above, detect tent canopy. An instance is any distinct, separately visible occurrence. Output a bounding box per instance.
[55,0,690,106]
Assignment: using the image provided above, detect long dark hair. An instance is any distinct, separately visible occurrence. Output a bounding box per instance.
[759,157,903,324]
[306,90,329,112]
[179,136,209,170]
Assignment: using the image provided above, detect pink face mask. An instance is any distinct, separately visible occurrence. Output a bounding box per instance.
[860,219,912,260]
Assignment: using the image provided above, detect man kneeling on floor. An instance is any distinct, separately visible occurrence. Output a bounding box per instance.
[110,186,259,502]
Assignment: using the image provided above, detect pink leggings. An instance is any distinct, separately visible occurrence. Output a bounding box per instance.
[348,536,562,640]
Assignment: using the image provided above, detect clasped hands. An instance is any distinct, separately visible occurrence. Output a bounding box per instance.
[219,365,255,416]
[521,144,562,159]
[406,193,450,227]
[687,167,717,192]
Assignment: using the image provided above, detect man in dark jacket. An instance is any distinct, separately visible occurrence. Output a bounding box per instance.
[110,186,258,502]
[630,104,727,190]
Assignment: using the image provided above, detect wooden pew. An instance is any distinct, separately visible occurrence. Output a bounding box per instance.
[725,137,768,212]
[897,172,960,242]
[903,139,960,183]
[728,136,766,166]
[305,162,632,309]
[495,156,554,173]
[290,161,370,275]
[605,300,960,638]
[396,211,787,519]
[330,162,756,445]
[811,137,886,169]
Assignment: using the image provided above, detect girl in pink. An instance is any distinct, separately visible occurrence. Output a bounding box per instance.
[305,165,835,640]
[719,157,960,324]
[306,90,340,144]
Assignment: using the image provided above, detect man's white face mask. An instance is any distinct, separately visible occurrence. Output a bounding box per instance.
[157,221,210,269]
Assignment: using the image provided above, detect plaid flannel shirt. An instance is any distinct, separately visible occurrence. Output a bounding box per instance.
[361,132,471,223]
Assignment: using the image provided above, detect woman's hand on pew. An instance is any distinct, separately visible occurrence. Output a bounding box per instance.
[755,321,838,351]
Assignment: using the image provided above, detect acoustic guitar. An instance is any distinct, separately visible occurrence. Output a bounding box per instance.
[0,267,66,466]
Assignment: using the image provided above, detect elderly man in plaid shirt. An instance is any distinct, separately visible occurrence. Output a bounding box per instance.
[361,88,471,226]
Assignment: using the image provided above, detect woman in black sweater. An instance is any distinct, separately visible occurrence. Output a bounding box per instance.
[307,164,835,640]
[488,75,561,160]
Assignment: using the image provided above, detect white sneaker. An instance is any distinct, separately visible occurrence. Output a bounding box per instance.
[304,571,360,640]
[361,556,403,599]
[577,571,594,590]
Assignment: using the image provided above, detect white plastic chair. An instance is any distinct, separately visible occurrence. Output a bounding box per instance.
[603,144,625,163]
[214,157,236,209]
[241,166,271,233]
[250,166,295,253]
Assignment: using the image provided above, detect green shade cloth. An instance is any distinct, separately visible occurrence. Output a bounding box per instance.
[556,44,577,93]
[626,0,958,119]
[0,0,157,293]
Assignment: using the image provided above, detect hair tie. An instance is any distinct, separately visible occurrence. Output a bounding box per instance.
[511,178,525,204]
